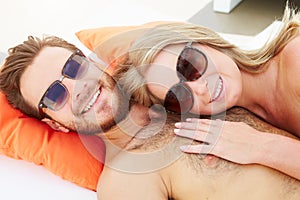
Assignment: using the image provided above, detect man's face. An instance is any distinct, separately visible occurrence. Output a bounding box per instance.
[20,47,128,134]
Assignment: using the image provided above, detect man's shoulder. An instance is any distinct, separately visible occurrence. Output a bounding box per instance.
[98,165,168,200]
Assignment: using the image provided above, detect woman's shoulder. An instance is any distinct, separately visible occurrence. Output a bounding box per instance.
[279,35,300,79]
[280,35,300,64]
[275,35,300,135]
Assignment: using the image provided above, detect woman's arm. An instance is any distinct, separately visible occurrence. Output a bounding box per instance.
[174,118,300,180]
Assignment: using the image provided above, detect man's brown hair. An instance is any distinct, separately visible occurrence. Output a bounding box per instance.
[0,36,78,119]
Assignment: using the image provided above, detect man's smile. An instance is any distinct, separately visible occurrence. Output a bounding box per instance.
[81,87,102,114]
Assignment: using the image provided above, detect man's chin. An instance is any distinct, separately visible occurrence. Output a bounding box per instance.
[73,79,130,135]
[73,102,130,135]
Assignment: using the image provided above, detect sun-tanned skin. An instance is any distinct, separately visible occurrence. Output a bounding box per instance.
[7,42,298,199]
[98,106,300,200]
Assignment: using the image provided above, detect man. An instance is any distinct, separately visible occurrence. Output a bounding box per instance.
[99,106,300,200]
[0,36,128,134]
[0,36,299,199]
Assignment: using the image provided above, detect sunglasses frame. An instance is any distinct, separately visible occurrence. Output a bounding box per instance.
[163,42,208,114]
[38,50,86,118]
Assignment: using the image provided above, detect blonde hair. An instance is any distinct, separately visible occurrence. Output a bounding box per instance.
[114,4,300,107]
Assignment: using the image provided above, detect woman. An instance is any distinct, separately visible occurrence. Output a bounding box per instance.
[114,5,300,180]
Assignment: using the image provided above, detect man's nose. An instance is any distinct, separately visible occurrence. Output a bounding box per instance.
[61,77,87,100]
[205,74,220,98]
[72,81,91,101]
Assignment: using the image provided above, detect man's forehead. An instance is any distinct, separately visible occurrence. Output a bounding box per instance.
[20,47,72,106]
[37,46,72,63]
[25,47,71,81]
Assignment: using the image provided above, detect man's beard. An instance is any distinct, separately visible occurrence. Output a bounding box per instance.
[70,74,130,135]
[74,87,129,135]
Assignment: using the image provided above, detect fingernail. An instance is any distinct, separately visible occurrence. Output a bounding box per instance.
[186,118,192,122]
[174,122,181,128]
[180,145,188,151]
[174,129,180,134]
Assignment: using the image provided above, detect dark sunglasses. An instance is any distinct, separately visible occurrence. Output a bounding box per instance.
[163,42,208,114]
[38,50,89,117]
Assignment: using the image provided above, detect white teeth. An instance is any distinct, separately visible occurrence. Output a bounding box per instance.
[212,77,223,101]
[82,90,101,113]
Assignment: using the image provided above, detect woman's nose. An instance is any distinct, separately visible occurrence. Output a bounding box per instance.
[187,77,208,96]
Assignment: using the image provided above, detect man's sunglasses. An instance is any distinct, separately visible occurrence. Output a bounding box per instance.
[38,50,89,117]
[163,42,208,114]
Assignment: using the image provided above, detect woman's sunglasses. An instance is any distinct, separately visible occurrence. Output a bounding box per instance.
[38,50,89,117]
[163,42,208,114]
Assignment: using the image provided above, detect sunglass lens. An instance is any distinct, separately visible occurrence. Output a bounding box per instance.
[63,54,88,79]
[177,48,207,81]
[164,84,193,114]
[43,82,68,110]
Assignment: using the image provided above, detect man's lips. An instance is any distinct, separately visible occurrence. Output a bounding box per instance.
[81,87,102,114]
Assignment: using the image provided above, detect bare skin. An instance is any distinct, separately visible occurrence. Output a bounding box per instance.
[98,106,300,200]
[15,42,299,199]
[143,36,300,180]
[145,36,300,137]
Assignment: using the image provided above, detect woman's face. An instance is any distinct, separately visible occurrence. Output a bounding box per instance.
[143,43,242,115]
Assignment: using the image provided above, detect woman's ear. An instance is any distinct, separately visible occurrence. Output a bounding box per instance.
[41,118,70,133]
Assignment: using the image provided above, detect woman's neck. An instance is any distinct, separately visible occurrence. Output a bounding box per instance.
[237,61,278,120]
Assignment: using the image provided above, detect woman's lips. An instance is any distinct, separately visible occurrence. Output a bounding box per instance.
[210,76,224,102]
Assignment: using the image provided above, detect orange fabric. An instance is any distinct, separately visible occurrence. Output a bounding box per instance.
[75,21,169,70]
[0,22,167,192]
[0,92,104,191]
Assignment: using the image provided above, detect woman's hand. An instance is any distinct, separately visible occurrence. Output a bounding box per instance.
[174,118,263,164]
[175,118,300,180]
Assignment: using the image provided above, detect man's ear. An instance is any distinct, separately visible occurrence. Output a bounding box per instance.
[41,118,70,133]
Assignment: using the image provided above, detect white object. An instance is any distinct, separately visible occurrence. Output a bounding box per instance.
[0,155,97,200]
[219,20,282,50]
[213,0,243,13]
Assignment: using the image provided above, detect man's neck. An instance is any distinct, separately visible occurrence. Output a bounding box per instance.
[100,104,152,159]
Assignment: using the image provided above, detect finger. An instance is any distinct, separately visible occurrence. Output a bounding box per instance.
[175,119,213,130]
[174,129,211,142]
[175,121,224,136]
[175,122,208,132]
[180,144,213,154]
[187,118,226,130]
[186,118,213,124]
